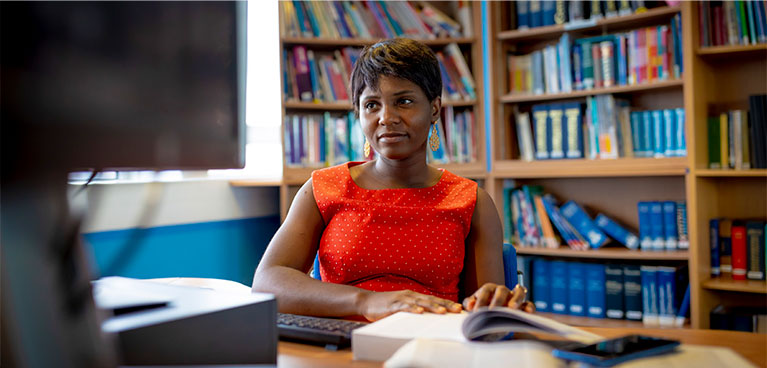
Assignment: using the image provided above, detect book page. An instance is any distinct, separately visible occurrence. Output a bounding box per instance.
[355,312,469,342]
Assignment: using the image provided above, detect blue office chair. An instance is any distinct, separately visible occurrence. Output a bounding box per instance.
[311,253,322,281]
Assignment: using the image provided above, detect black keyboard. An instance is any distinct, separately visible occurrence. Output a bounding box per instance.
[276,313,368,350]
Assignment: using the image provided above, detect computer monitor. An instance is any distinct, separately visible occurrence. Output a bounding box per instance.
[1,2,247,367]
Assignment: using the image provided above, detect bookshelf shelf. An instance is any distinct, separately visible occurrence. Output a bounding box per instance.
[281,37,476,48]
[499,79,684,104]
[515,246,689,261]
[497,5,681,43]
[537,312,656,329]
[695,169,767,178]
[284,101,352,111]
[697,43,767,56]
[284,99,477,111]
[492,157,687,178]
[701,278,767,294]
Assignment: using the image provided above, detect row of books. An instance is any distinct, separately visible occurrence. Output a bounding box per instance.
[283,43,476,103]
[707,95,767,169]
[515,99,686,161]
[516,257,690,327]
[283,112,369,167]
[283,46,359,103]
[280,1,472,40]
[513,0,662,30]
[709,219,766,281]
[501,185,686,251]
[508,18,682,96]
[710,305,767,333]
[699,1,767,47]
[427,107,478,165]
[637,201,689,251]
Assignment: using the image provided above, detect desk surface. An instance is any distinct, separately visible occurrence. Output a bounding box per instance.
[277,327,767,368]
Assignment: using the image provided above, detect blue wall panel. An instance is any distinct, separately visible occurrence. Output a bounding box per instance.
[83,215,280,286]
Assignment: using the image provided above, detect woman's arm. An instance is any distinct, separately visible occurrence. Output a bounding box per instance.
[252,179,460,320]
[462,187,534,312]
[251,179,366,317]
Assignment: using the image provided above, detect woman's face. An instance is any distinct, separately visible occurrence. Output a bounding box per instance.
[358,76,441,161]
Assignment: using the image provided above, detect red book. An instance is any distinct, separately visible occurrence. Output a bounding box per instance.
[731,222,747,280]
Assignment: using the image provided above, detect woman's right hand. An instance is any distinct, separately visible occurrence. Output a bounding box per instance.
[358,290,463,321]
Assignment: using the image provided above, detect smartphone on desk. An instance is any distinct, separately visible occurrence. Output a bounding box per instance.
[552,334,680,367]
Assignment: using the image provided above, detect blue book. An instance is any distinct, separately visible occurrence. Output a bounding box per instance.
[676,201,690,250]
[517,256,533,294]
[605,264,624,319]
[649,201,665,251]
[657,266,677,327]
[502,243,518,289]
[595,213,639,249]
[572,44,583,91]
[675,285,691,327]
[568,262,586,316]
[746,1,757,46]
[503,187,514,243]
[542,0,556,26]
[299,1,321,37]
[558,34,573,93]
[641,266,659,326]
[623,265,643,321]
[532,258,551,312]
[710,219,721,277]
[532,105,550,159]
[550,260,569,314]
[516,0,530,29]
[651,110,664,157]
[585,263,606,318]
[756,1,767,42]
[549,104,566,159]
[662,201,678,250]
[307,51,321,102]
[532,51,545,94]
[616,35,627,86]
[663,109,676,157]
[542,195,588,249]
[637,201,653,250]
[292,0,311,37]
[560,201,608,248]
[630,111,643,157]
[333,2,353,38]
[675,108,686,156]
[563,102,584,158]
[641,111,653,158]
[529,0,542,28]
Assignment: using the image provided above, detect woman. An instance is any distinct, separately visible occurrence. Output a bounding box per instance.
[252,38,533,321]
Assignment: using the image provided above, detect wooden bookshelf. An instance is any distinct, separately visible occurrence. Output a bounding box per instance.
[281,36,476,47]
[272,2,488,220]
[682,1,767,329]
[695,169,767,178]
[493,157,687,178]
[497,5,681,43]
[486,2,767,330]
[499,79,683,104]
[701,278,767,294]
[696,43,767,56]
[515,246,690,261]
[537,312,655,329]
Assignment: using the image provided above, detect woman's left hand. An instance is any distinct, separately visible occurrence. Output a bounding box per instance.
[462,283,535,313]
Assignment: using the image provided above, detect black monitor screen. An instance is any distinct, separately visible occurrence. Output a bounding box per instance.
[1,1,246,173]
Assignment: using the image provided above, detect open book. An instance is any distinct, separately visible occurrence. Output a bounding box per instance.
[352,307,601,362]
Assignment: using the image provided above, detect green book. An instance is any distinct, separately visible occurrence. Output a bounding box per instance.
[737,1,749,44]
[582,42,594,89]
[745,1,757,46]
[708,117,721,169]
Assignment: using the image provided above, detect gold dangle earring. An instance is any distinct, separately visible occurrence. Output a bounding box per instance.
[429,123,440,151]
[363,139,371,158]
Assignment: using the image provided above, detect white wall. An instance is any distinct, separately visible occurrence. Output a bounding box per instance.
[73,181,279,233]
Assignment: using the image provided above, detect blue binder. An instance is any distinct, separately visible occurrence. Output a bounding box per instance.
[585,263,606,318]
[550,260,569,314]
[532,258,551,312]
[502,243,519,290]
[623,265,643,321]
[605,264,624,319]
[568,262,586,316]
[641,266,659,326]
[662,201,678,250]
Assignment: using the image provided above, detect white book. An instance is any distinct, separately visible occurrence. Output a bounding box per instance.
[516,112,535,161]
[352,308,601,362]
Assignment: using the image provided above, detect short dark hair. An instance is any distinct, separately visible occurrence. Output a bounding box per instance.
[350,38,442,116]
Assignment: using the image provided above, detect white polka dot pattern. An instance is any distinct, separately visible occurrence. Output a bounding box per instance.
[311,161,478,302]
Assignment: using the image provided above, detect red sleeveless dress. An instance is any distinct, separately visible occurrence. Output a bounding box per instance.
[311,161,477,302]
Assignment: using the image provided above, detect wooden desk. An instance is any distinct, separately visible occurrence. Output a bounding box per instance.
[278,328,767,368]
